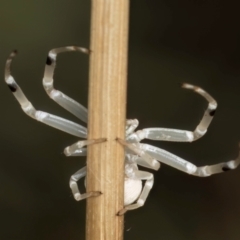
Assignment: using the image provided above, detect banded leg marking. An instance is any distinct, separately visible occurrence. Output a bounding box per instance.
[127,84,217,143]
[5,51,87,138]
[43,46,89,122]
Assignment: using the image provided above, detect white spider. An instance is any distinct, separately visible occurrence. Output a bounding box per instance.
[5,46,240,215]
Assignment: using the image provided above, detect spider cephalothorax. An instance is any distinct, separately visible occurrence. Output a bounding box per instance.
[5,46,240,214]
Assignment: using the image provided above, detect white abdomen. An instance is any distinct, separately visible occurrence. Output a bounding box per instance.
[124,178,142,205]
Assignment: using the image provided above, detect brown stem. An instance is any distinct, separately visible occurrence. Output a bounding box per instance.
[86,0,129,239]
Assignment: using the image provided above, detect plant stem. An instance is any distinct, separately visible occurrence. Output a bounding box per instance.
[86,0,129,239]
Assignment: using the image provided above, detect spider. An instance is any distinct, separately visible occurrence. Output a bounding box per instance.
[5,46,240,215]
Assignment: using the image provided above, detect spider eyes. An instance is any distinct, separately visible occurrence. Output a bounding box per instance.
[46,56,53,65]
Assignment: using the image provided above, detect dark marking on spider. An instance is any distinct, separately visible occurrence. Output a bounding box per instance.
[222,166,231,172]
[46,56,53,65]
[7,83,17,92]
[209,109,216,116]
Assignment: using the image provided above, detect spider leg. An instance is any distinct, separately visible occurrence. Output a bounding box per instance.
[43,46,89,122]
[139,143,240,177]
[118,170,154,215]
[125,153,159,170]
[64,138,107,156]
[126,119,139,136]
[117,138,160,170]
[67,139,106,200]
[70,166,101,201]
[5,51,87,138]
[127,83,217,142]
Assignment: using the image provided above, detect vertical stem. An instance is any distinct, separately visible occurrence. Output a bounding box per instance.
[86,0,129,240]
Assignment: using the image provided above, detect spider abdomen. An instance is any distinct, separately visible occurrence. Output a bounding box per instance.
[124,178,142,206]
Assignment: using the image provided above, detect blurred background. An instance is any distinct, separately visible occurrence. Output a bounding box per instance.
[1,0,240,239]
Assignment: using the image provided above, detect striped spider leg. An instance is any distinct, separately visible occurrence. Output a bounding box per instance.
[116,84,240,214]
[4,47,103,199]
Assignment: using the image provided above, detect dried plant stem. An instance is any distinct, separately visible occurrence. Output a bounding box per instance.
[86,0,129,240]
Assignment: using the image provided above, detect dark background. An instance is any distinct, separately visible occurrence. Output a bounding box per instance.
[1,0,240,239]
